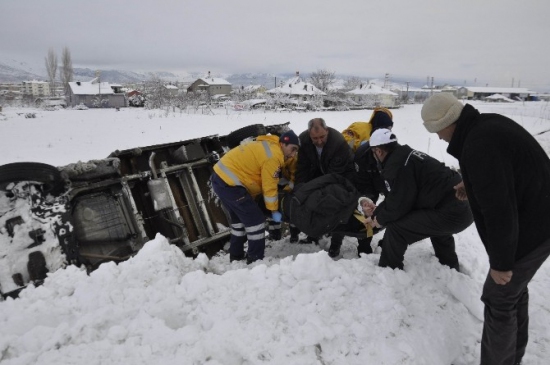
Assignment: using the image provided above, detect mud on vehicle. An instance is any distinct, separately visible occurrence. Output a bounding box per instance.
[0,122,290,299]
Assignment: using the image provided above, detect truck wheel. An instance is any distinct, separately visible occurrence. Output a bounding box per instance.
[0,162,64,195]
[226,124,266,149]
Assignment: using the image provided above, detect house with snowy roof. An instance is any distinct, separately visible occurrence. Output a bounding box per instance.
[457,86,532,101]
[67,78,126,108]
[346,83,398,108]
[187,72,232,96]
[266,72,326,99]
[238,84,267,94]
[390,84,439,103]
[164,84,179,97]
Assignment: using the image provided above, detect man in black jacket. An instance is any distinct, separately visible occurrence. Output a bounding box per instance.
[368,129,473,270]
[353,138,389,255]
[421,93,550,365]
[295,117,355,257]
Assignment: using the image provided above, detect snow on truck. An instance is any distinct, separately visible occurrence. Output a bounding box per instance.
[0,123,289,299]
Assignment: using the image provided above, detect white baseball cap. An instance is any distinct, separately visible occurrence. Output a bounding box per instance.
[369,128,398,147]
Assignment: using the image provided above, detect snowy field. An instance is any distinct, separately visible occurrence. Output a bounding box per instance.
[0,101,549,364]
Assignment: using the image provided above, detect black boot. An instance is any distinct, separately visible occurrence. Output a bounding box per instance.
[230,253,246,262]
[289,225,300,243]
[246,256,260,265]
[299,236,318,244]
[267,228,281,241]
[328,233,344,258]
[357,237,373,256]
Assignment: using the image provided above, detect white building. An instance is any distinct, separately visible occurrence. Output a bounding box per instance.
[458,87,532,100]
[187,72,232,96]
[21,80,51,97]
[67,78,126,108]
[164,84,179,97]
[266,72,326,99]
[346,83,398,108]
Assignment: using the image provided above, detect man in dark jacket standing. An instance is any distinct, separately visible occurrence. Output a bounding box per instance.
[368,129,473,270]
[421,93,550,365]
[295,117,355,256]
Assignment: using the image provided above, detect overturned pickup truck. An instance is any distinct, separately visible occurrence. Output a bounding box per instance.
[0,123,289,298]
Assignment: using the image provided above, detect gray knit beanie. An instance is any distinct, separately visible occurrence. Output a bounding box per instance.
[421,93,464,133]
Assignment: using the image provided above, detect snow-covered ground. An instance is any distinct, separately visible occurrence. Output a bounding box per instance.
[0,101,549,364]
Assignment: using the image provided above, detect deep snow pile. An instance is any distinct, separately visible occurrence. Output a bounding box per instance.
[0,233,485,365]
[0,102,549,364]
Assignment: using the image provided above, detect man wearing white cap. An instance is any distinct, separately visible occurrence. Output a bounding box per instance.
[367,128,473,271]
[421,93,550,365]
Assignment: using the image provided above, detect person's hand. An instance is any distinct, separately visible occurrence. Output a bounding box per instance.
[490,269,513,285]
[454,181,468,201]
[371,217,382,228]
[364,217,373,229]
[271,211,282,223]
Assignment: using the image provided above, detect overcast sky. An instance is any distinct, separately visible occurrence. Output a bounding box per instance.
[2,0,549,90]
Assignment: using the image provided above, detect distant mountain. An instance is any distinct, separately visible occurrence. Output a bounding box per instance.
[0,59,294,87]
[225,73,286,89]
[0,59,46,82]
[73,68,151,84]
[0,56,467,90]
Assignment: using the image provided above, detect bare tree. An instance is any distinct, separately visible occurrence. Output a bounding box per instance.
[343,76,363,92]
[60,47,74,96]
[143,73,169,109]
[44,48,58,96]
[309,69,336,92]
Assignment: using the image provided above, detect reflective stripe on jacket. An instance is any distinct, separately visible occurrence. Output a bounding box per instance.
[214,135,283,211]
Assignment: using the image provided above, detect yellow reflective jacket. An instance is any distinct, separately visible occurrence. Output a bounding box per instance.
[280,156,297,191]
[213,135,283,211]
[342,122,372,152]
[342,107,394,152]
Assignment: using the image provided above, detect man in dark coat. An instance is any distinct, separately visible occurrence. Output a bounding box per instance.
[422,93,550,365]
[295,117,356,257]
[368,129,473,271]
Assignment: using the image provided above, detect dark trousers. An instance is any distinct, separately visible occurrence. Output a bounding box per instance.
[211,173,266,261]
[333,215,383,255]
[480,237,550,365]
[378,199,473,270]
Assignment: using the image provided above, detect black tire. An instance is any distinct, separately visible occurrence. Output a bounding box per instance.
[226,124,266,149]
[0,162,64,195]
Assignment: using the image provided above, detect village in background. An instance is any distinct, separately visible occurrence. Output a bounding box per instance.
[1,50,549,113]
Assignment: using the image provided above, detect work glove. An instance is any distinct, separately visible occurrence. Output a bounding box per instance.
[271,211,282,223]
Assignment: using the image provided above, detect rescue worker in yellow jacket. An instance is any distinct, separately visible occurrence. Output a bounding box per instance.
[266,154,303,243]
[342,107,394,152]
[211,130,300,263]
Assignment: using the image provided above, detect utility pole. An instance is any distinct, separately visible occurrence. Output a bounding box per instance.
[96,70,101,108]
[406,81,410,103]
[430,77,434,96]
